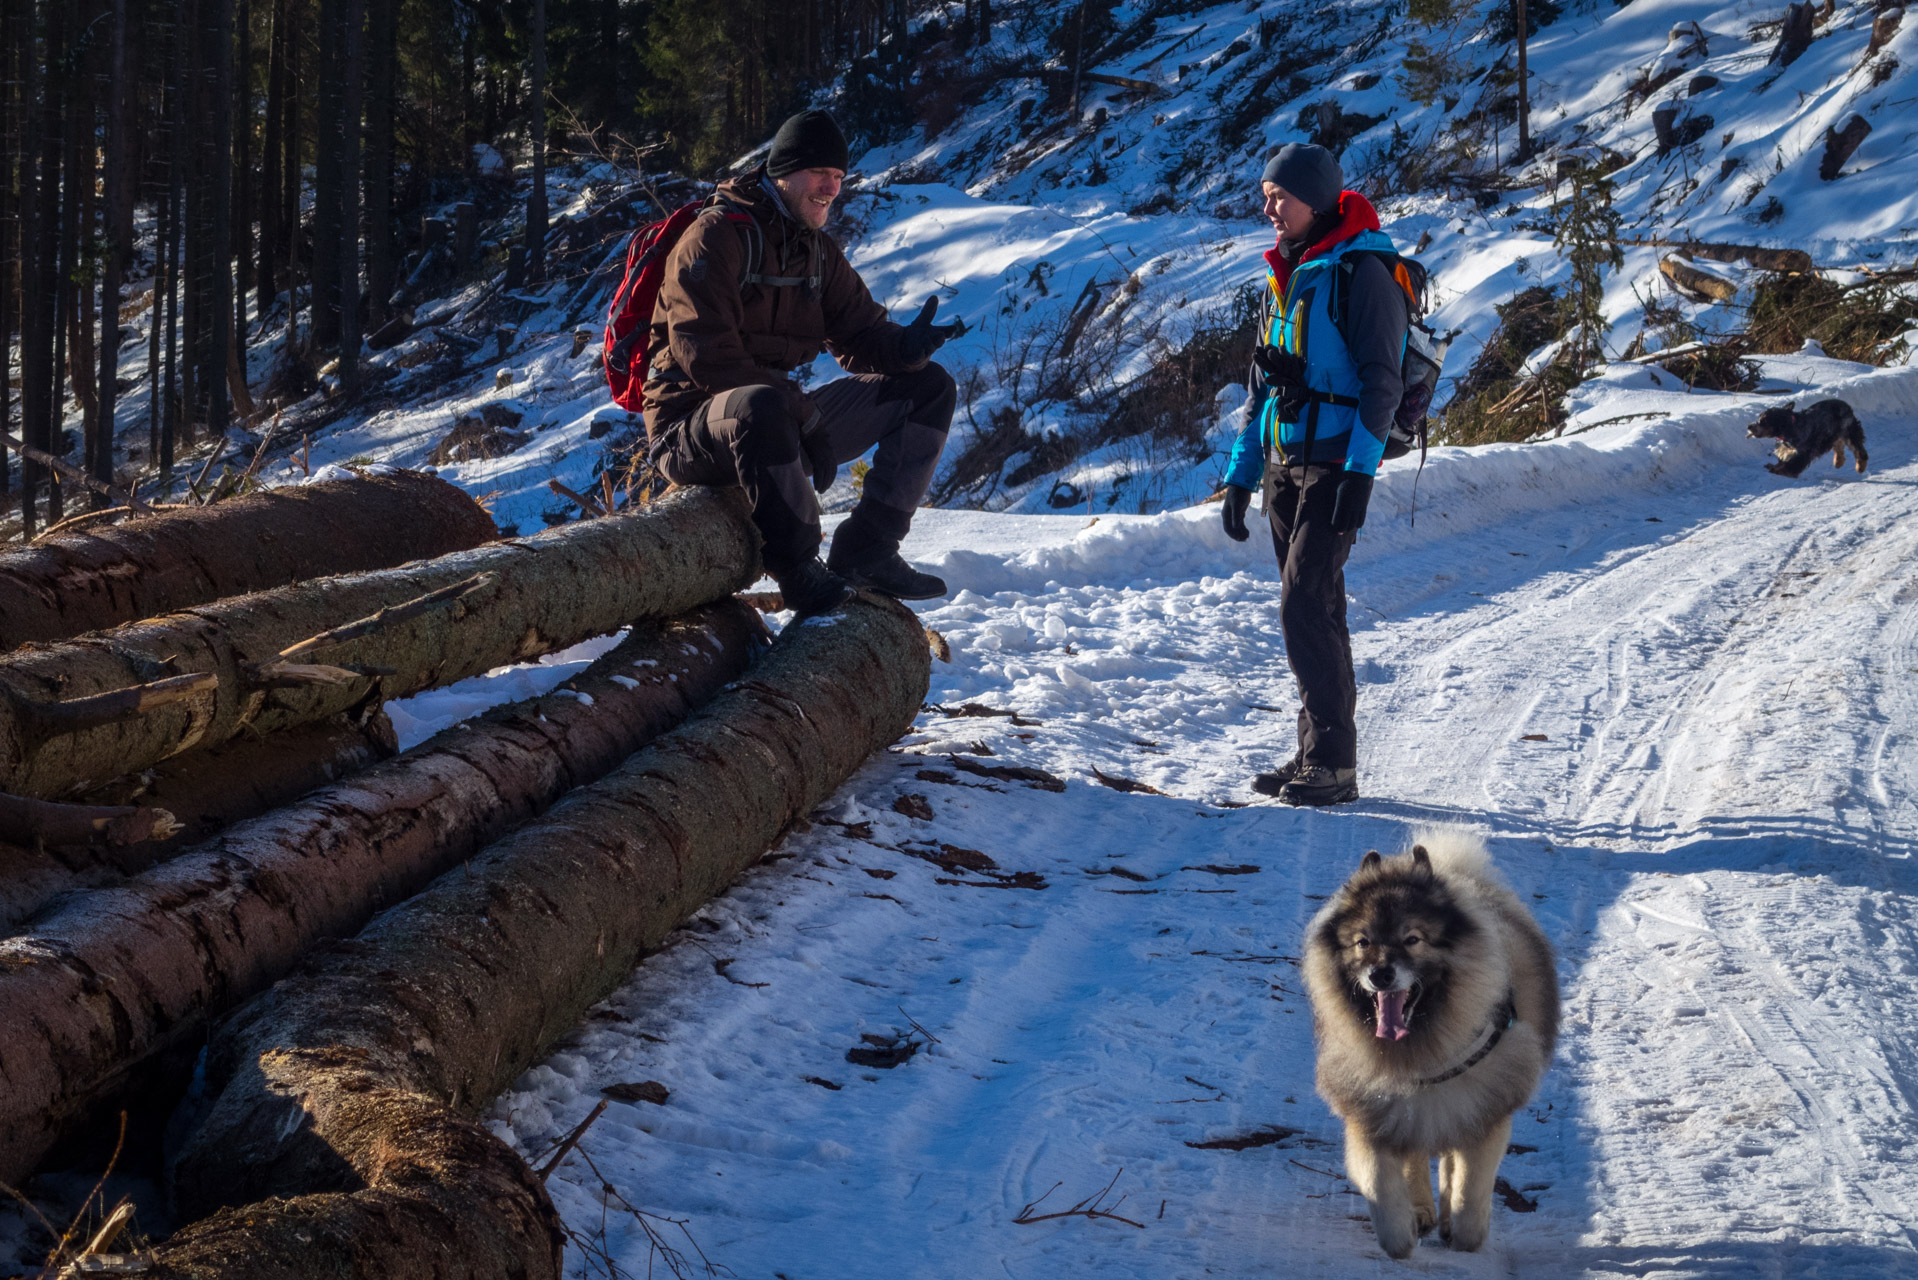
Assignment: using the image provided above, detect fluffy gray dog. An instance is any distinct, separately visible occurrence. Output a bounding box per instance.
[1305,830,1559,1259]
[1747,399,1868,478]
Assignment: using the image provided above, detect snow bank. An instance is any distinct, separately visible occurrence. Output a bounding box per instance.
[915,359,1918,597]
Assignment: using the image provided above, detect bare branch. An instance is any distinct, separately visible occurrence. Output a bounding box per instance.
[536,1100,608,1181]
[1013,1167,1146,1229]
[276,572,497,661]
[0,792,183,847]
[0,430,149,513]
[17,672,221,743]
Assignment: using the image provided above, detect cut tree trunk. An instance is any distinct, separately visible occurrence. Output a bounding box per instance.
[0,470,497,650]
[1868,7,1902,57]
[0,486,760,800]
[0,714,401,935]
[1773,1,1815,66]
[1820,114,1871,180]
[1659,253,1739,303]
[0,599,765,1186]
[154,596,928,1278]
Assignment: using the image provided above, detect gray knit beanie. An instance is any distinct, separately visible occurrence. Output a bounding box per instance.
[1261,143,1343,213]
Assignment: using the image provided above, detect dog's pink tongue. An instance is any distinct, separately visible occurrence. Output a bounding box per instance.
[1375,990,1412,1041]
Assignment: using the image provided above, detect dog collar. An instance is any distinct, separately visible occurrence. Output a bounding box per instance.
[1415,994,1517,1087]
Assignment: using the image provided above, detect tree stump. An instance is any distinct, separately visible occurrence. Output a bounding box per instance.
[1773,1,1816,66]
[1820,114,1872,179]
[1868,7,1902,56]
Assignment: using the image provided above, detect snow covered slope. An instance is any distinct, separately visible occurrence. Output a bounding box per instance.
[825,0,1918,512]
[471,359,1918,1275]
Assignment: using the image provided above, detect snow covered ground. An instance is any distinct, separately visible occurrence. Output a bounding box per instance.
[456,358,1918,1277]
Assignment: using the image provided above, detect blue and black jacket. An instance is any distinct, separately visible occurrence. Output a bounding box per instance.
[1225,192,1408,488]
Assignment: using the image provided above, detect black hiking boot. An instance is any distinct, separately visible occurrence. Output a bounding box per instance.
[773,557,854,619]
[830,550,948,600]
[1276,765,1359,808]
[1250,755,1304,797]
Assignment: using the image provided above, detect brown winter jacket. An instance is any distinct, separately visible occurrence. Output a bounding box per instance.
[642,172,927,435]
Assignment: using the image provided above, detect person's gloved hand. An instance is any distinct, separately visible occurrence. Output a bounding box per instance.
[1253,343,1306,389]
[802,431,837,492]
[1219,484,1253,542]
[899,297,967,364]
[1328,470,1373,534]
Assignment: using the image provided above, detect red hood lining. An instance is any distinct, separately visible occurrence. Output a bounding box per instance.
[1262,191,1382,294]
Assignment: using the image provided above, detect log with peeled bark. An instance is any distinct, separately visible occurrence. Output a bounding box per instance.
[0,713,398,934]
[0,599,766,1186]
[0,470,498,650]
[0,486,759,800]
[151,596,928,1279]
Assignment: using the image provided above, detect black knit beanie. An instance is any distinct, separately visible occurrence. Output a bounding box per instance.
[767,110,850,178]
[1261,142,1343,214]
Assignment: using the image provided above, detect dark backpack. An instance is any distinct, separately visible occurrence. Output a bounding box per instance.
[1328,250,1450,463]
[602,196,821,413]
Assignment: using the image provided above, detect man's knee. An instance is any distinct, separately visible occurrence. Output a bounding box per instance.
[879,362,957,431]
[711,384,801,465]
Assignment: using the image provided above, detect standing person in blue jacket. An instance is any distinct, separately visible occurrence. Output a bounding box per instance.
[1219,143,1408,807]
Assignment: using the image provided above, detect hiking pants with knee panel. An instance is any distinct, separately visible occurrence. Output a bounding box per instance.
[1266,462,1358,770]
[650,364,955,576]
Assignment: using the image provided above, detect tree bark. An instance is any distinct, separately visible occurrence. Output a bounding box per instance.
[363,0,395,329]
[96,0,135,507]
[0,712,398,933]
[0,486,758,800]
[310,0,341,349]
[0,470,496,649]
[259,0,285,315]
[525,0,548,284]
[151,596,927,1278]
[0,599,765,1187]
[336,0,363,397]
[206,0,235,439]
[233,0,253,359]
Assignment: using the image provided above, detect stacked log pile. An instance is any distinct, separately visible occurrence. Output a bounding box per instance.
[0,470,497,650]
[0,472,933,1277]
[0,483,759,801]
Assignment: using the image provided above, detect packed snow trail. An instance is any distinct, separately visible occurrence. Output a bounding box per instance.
[484,373,1918,1277]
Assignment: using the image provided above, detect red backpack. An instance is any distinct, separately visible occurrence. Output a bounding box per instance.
[602,196,821,413]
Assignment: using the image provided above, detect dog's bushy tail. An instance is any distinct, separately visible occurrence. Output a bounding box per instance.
[1408,826,1498,884]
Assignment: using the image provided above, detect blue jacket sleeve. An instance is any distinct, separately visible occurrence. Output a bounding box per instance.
[1224,394,1265,490]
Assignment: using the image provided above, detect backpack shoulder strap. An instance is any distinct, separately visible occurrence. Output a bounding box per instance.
[1330,249,1424,344]
[704,193,820,292]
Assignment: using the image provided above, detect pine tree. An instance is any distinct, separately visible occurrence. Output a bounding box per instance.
[1552,160,1624,377]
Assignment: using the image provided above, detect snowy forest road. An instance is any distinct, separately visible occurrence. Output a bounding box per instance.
[484,406,1918,1278]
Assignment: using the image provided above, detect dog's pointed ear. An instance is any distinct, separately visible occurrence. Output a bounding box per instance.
[1360,850,1383,872]
[1411,845,1433,871]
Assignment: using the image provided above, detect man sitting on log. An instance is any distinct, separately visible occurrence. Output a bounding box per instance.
[645,109,962,616]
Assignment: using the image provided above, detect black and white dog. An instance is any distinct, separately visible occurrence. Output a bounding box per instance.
[1747,399,1868,478]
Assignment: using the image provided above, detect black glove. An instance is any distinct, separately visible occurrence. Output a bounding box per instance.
[899,297,966,364]
[1328,470,1373,534]
[1253,343,1306,389]
[801,430,837,493]
[1219,484,1253,542]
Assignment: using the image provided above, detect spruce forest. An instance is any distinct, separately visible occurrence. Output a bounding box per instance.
[0,0,921,537]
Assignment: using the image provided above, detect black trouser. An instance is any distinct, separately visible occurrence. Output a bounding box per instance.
[652,364,955,576]
[1266,462,1359,770]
